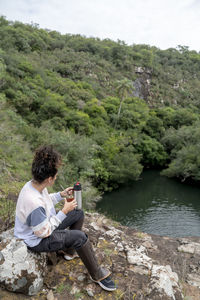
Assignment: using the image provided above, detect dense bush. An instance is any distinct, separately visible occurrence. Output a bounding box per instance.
[0,16,200,230]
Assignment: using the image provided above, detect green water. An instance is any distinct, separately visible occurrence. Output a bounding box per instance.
[96,170,200,237]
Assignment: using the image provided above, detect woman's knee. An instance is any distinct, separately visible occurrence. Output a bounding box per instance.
[69,208,84,221]
[64,230,87,250]
[77,209,84,220]
[76,230,87,248]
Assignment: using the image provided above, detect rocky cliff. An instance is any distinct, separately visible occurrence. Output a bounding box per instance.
[0,212,200,300]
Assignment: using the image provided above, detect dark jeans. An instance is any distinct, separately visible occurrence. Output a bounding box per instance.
[28,209,87,253]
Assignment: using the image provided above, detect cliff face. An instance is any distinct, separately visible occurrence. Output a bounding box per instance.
[1,212,200,300]
[133,67,152,103]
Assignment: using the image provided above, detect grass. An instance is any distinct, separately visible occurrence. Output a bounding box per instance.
[56,282,71,293]
[136,231,145,239]
[74,291,85,299]
[104,248,113,256]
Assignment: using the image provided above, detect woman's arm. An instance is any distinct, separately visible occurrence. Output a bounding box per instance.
[27,199,77,238]
[49,187,73,205]
[27,206,65,238]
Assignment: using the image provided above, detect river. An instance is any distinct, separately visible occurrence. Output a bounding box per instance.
[96,170,200,237]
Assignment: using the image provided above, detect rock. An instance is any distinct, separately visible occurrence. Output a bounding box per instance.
[0,251,5,265]
[148,265,182,300]
[85,213,200,299]
[46,289,55,300]
[70,283,80,295]
[187,273,200,287]
[77,274,86,281]
[178,242,200,255]
[86,289,94,297]
[90,222,101,232]
[135,67,151,74]
[0,228,47,296]
[126,245,153,272]
[115,241,124,252]
[105,227,123,238]
[1,213,200,300]
[85,284,95,297]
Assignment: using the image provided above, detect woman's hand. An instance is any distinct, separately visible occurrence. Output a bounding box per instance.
[60,187,73,198]
[61,198,77,214]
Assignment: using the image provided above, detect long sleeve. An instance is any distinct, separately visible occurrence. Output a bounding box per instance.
[26,206,66,238]
[49,192,64,205]
[14,181,68,247]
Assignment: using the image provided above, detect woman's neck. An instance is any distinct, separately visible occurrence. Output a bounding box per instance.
[31,180,47,193]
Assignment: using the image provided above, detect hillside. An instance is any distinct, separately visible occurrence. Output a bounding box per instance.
[0,16,200,229]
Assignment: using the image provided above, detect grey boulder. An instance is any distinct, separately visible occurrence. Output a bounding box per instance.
[0,229,47,295]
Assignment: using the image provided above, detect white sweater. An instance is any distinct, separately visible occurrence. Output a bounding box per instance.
[14,180,66,247]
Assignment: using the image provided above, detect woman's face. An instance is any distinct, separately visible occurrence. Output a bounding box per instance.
[48,173,57,186]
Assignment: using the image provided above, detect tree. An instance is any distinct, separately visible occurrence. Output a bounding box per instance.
[115,79,134,128]
[0,57,6,88]
[136,134,167,167]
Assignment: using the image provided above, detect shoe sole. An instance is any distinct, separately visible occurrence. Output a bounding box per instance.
[97,281,116,291]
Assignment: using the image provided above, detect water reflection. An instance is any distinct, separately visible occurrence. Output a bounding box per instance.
[96,170,200,237]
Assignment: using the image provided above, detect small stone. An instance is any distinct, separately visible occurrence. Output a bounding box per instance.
[70,284,80,295]
[91,222,100,231]
[46,290,55,300]
[124,270,129,277]
[77,274,86,281]
[105,227,122,238]
[86,289,94,297]
[116,242,124,251]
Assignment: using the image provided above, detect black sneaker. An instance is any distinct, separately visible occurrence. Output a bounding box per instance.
[98,276,116,291]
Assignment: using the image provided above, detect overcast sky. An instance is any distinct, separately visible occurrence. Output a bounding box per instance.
[0,0,200,51]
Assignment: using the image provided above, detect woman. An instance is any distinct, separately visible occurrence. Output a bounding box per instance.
[14,145,116,291]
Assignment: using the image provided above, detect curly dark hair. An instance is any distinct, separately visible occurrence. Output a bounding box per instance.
[31,145,62,183]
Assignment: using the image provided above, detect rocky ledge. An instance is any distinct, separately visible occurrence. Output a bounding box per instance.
[0,212,200,300]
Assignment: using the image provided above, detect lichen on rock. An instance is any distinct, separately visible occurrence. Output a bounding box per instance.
[0,229,47,296]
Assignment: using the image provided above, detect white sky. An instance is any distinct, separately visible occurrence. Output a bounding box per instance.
[0,0,200,51]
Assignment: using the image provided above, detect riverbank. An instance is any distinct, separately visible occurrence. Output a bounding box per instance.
[1,212,200,300]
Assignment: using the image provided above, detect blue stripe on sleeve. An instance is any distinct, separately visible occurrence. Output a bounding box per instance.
[26,207,47,227]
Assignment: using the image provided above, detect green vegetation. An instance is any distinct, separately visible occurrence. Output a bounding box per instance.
[0,16,200,229]
[55,282,71,293]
